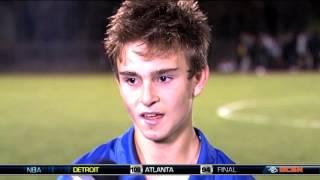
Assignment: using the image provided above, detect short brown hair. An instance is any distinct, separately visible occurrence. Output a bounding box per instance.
[104,0,211,78]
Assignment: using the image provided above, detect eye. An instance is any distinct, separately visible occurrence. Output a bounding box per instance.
[158,75,172,83]
[125,77,137,85]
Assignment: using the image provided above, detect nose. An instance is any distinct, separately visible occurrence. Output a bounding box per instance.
[140,81,159,107]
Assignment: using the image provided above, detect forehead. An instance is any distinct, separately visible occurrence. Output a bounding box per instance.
[118,41,187,71]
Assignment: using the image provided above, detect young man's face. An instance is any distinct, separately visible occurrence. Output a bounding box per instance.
[117,41,199,142]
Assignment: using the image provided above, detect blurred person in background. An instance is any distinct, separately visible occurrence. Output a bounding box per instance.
[236,32,254,73]
[296,30,310,70]
[251,33,270,75]
[281,32,298,71]
[307,31,320,71]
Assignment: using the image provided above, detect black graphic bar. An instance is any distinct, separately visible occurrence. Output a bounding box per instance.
[0,165,319,175]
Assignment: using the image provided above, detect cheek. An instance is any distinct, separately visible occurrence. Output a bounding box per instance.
[119,85,139,112]
[161,80,193,109]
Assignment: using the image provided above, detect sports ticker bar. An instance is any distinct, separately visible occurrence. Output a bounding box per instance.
[0,165,319,175]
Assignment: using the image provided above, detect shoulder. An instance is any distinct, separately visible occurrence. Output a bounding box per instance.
[204,142,235,164]
[195,128,235,164]
[194,128,255,180]
[56,128,135,180]
[212,148,235,164]
[200,148,256,179]
[73,127,134,164]
[73,138,118,164]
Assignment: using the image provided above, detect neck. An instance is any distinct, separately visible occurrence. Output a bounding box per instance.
[134,123,200,164]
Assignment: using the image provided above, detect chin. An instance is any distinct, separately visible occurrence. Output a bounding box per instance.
[142,130,167,142]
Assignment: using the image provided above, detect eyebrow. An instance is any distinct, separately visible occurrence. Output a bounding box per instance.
[119,68,179,77]
[119,71,138,77]
[153,68,178,75]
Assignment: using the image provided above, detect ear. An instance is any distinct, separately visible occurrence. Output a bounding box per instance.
[192,65,209,97]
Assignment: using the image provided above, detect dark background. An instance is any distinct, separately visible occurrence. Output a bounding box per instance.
[0,0,319,73]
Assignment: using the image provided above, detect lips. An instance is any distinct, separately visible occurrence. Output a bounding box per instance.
[140,112,164,125]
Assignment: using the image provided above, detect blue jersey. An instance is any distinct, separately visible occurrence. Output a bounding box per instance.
[57,127,255,180]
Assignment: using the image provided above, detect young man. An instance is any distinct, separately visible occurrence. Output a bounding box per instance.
[58,0,255,179]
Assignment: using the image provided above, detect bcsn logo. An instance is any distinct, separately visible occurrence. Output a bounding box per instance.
[279,166,303,173]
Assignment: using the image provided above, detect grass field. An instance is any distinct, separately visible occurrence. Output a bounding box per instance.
[0,73,319,180]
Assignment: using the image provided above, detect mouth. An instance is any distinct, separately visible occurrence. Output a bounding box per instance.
[140,112,165,125]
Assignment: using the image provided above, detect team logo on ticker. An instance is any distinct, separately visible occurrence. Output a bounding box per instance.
[200,165,213,174]
[130,165,143,174]
[265,166,278,174]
